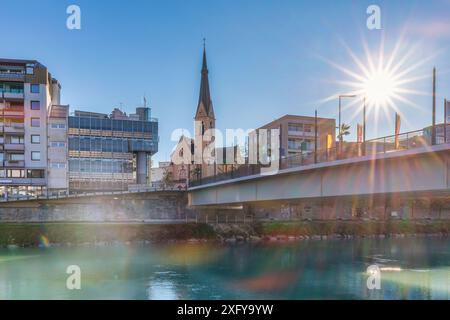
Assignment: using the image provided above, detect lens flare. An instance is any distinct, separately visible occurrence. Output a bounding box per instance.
[320,36,437,131]
[39,235,50,248]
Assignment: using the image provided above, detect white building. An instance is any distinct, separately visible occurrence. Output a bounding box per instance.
[0,58,68,198]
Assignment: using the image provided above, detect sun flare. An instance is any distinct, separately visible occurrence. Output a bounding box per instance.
[321,37,435,129]
[363,70,398,109]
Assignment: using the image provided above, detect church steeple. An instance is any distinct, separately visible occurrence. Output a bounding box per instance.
[195,40,215,120]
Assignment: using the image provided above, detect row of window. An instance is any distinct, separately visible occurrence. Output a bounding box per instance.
[0,169,45,179]
[0,135,41,144]
[0,152,41,161]
[69,158,133,173]
[287,138,313,151]
[68,117,155,133]
[68,136,155,153]
[0,82,40,94]
[288,123,313,133]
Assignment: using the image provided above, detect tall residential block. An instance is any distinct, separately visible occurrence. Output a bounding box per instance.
[0,58,64,199]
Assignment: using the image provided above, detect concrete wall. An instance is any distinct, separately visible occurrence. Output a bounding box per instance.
[246,195,450,220]
[0,191,187,222]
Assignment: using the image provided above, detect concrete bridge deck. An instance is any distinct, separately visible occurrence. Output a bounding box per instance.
[188,143,450,208]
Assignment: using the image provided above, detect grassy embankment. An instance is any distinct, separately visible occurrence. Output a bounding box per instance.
[0,220,448,247]
[0,223,216,247]
[255,220,450,237]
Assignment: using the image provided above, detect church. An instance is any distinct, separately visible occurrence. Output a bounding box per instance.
[168,45,243,188]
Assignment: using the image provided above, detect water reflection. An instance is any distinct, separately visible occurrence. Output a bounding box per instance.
[0,238,448,299]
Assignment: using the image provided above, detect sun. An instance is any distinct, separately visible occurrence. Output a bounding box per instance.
[363,69,398,109]
[320,37,434,129]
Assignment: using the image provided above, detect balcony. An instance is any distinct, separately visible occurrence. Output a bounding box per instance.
[0,72,25,81]
[0,178,46,186]
[4,143,25,151]
[1,107,24,117]
[4,124,25,134]
[4,160,25,167]
[2,92,24,100]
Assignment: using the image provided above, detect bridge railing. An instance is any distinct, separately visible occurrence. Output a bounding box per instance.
[0,185,184,203]
[189,128,449,187]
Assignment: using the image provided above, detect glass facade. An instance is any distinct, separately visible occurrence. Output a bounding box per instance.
[68,116,156,134]
[67,112,158,191]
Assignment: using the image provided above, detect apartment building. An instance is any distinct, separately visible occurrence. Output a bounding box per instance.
[0,58,63,199]
[67,107,158,191]
[252,114,336,157]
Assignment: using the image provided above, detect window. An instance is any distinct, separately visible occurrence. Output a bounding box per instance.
[31,135,40,144]
[10,136,24,144]
[31,101,40,110]
[0,153,3,162]
[10,153,24,161]
[304,124,312,133]
[30,84,40,93]
[27,169,45,178]
[51,141,65,148]
[26,64,34,75]
[7,169,25,178]
[31,151,41,161]
[51,123,66,129]
[31,118,40,127]
[288,123,303,132]
[50,163,66,169]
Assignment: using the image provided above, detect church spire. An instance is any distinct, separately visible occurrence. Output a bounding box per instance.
[195,39,215,119]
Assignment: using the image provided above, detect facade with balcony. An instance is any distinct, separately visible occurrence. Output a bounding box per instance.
[251,114,336,158]
[0,58,60,199]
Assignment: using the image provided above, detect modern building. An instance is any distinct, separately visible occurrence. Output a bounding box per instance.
[252,114,336,158]
[67,107,158,192]
[0,58,64,199]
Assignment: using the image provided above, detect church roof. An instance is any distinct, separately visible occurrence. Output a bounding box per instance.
[195,45,215,119]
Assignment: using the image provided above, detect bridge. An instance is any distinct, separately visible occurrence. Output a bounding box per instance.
[188,140,450,220]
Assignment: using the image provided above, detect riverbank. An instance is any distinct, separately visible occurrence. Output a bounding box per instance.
[0,220,448,247]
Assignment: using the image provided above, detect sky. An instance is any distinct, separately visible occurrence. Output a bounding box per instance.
[1,0,450,165]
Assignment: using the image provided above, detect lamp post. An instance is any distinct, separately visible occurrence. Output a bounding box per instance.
[338,94,356,154]
[338,94,357,137]
[338,94,368,156]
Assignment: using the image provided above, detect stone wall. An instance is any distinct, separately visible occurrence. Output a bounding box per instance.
[0,191,188,222]
[247,194,450,220]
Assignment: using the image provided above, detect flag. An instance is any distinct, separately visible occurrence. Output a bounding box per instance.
[394,113,401,149]
[327,134,333,149]
[445,99,450,124]
[357,124,363,143]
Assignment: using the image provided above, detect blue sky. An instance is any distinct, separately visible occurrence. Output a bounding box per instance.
[1,0,450,164]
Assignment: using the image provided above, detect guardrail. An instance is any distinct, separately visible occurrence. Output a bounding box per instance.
[189,128,449,187]
[0,186,185,203]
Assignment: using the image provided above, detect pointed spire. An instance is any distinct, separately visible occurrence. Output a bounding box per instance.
[196,39,214,119]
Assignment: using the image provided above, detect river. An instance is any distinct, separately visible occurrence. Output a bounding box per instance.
[0,238,448,299]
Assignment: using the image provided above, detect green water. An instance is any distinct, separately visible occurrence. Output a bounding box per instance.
[0,238,448,300]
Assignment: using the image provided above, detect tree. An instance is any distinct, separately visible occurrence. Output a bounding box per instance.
[190,165,202,181]
[337,123,351,143]
[162,167,173,188]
